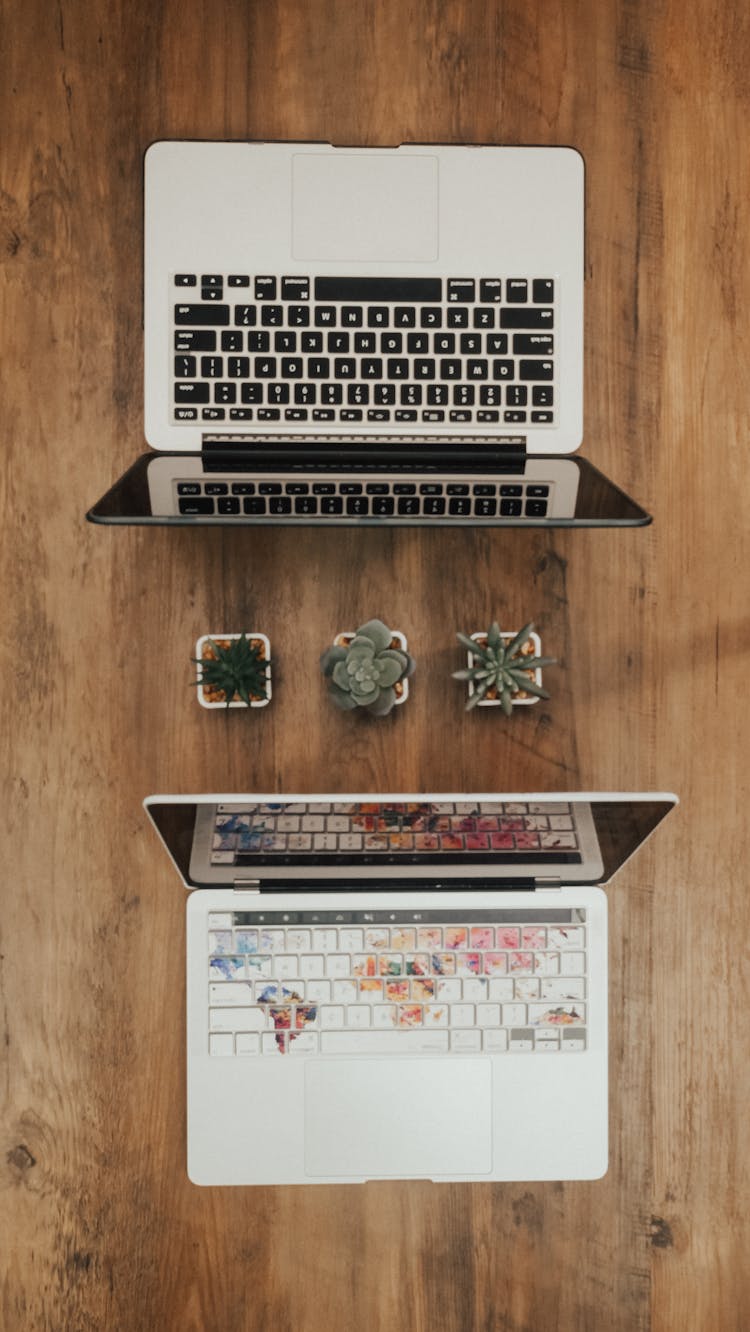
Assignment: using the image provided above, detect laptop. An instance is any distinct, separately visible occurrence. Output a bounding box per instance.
[87,142,650,526]
[145,791,676,1184]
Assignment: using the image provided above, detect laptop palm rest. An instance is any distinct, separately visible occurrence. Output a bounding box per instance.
[304,1059,492,1179]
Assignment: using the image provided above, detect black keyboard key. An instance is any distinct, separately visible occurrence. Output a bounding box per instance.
[527,485,550,497]
[500,498,523,516]
[381,333,402,354]
[492,360,514,379]
[504,411,527,423]
[447,484,470,495]
[414,359,435,379]
[486,333,509,355]
[356,332,377,353]
[244,497,267,514]
[315,277,441,301]
[312,483,335,495]
[448,496,471,515]
[261,305,283,326]
[340,409,363,421]
[315,306,337,326]
[285,482,310,494]
[374,384,396,405]
[341,306,363,327]
[218,497,240,515]
[177,482,202,495]
[302,331,323,352]
[259,483,282,495]
[394,307,416,327]
[275,331,297,352]
[321,496,343,514]
[221,330,243,352]
[514,334,554,355]
[174,355,196,377]
[506,280,528,302]
[228,274,251,287]
[247,332,270,352]
[440,359,462,379]
[308,358,330,378]
[460,333,482,354]
[285,408,308,421]
[525,499,548,517]
[346,495,369,515]
[294,384,316,404]
[334,359,356,378]
[179,496,215,514]
[215,384,236,404]
[281,357,303,378]
[447,279,475,302]
[395,409,417,421]
[500,307,554,329]
[366,483,389,494]
[447,307,469,327]
[474,497,497,516]
[400,385,422,405]
[434,333,455,354]
[234,305,257,326]
[397,496,420,515]
[533,279,554,303]
[269,496,292,514]
[255,277,276,299]
[255,357,277,377]
[175,304,230,326]
[282,276,310,300]
[423,496,446,515]
[506,386,527,406]
[340,483,363,494]
[372,496,395,516]
[387,358,409,379]
[422,410,445,422]
[367,307,389,327]
[476,410,499,422]
[367,409,391,421]
[228,408,253,420]
[175,330,216,351]
[473,484,495,496]
[231,482,255,494]
[466,359,488,380]
[175,274,197,287]
[420,308,441,328]
[288,305,310,326]
[267,385,289,405]
[200,356,222,378]
[453,385,475,405]
[480,279,502,302]
[361,358,383,379]
[295,496,318,515]
[328,332,350,353]
[427,385,449,405]
[199,409,224,419]
[256,408,278,421]
[241,384,263,403]
[321,384,343,404]
[480,386,501,405]
[201,274,222,288]
[226,357,250,378]
[531,411,554,423]
[394,483,417,494]
[175,382,209,403]
[201,287,223,302]
[500,484,523,497]
[449,410,471,422]
[473,308,495,328]
[348,385,369,405]
[532,385,554,405]
[312,409,335,420]
[519,360,554,381]
[407,333,429,354]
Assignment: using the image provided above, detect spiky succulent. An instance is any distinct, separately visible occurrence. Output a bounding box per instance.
[320,618,415,716]
[193,634,269,707]
[453,621,556,715]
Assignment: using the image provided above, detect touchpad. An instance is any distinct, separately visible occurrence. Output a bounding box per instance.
[292,153,438,263]
[304,1059,492,1179]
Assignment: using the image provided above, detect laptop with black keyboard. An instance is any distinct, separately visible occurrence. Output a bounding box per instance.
[87,142,650,526]
[145,791,676,1184]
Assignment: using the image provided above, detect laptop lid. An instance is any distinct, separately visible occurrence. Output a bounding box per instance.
[145,141,583,456]
[145,793,677,891]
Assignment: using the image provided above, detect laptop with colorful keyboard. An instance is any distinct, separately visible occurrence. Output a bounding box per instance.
[145,792,676,1184]
[87,142,650,525]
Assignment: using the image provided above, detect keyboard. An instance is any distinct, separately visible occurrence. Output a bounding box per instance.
[210,800,583,864]
[172,274,556,430]
[206,907,587,1057]
[174,473,550,520]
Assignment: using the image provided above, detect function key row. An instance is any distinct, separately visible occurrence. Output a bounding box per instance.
[174,479,550,519]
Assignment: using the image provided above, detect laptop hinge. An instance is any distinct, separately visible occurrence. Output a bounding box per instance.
[534,877,562,890]
[201,433,527,452]
[233,879,261,892]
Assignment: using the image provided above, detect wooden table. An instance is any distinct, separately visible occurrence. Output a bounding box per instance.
[2,2,748,1328]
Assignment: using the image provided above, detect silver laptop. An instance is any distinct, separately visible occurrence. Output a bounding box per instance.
[145,791,676,1184]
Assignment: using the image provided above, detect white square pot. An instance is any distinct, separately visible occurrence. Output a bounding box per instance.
[466,630,543,707]
[195,633,271,708]
[335,630,410,704]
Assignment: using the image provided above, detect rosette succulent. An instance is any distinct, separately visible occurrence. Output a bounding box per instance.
[320,619,415,716]
[453,621,556,715]
[193,634,269,706]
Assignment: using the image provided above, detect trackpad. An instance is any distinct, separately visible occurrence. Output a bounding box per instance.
[304,1059,492,1179]
[292,153,438,262]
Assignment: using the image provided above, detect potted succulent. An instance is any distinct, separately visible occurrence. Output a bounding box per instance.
[193,632,271,708]
[453,621,556,714]
[320,618,415,716]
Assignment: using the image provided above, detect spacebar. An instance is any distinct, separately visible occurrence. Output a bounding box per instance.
[321,1031,450,1054]
[315,277,442,302]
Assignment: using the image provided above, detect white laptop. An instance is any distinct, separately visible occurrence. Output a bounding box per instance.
[88,142,650,525]
[145,791,676,1184]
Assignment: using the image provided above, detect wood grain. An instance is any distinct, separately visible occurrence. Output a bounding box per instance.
[1,1,749,1328]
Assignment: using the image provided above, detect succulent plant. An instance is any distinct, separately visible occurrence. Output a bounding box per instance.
[193,634,269,707]
[320,618,415,716]
[453,621,556,715]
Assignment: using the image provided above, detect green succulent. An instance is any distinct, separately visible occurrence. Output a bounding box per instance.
[320,618,415,716]
[193,634,269,707]
[453,621,556,715]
